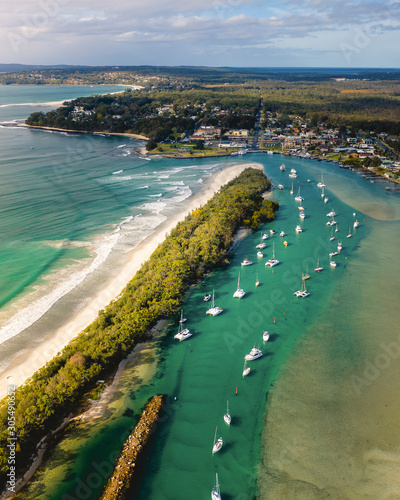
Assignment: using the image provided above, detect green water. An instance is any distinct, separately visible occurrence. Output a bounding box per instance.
[16,156,396,500]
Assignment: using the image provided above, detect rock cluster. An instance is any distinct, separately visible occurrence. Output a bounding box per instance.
[100,394,165,500]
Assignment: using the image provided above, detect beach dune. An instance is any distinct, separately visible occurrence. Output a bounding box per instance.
[0,162,264,397]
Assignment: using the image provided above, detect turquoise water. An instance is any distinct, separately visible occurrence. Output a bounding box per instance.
[17,150,400,500]
[0,86,237,371]
[1,86,400,499]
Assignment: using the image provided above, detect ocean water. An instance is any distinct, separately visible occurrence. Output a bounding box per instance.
[2,86,400,500]
[0,85,232,373]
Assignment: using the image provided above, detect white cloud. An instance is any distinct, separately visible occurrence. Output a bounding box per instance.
[0,0,399,66]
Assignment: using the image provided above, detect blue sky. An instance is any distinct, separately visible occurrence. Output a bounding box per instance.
[1,0,400,67]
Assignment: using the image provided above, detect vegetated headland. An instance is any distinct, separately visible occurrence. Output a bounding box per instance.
[21,65,400,181]
[0,167,277,494]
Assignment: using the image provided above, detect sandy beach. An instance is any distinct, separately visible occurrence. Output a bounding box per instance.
[18,123,149,141]
[0,162,263,397]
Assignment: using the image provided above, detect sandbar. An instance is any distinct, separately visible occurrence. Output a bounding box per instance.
[0,162,264,396]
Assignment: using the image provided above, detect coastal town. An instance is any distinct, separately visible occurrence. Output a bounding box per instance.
[150,111,400,185]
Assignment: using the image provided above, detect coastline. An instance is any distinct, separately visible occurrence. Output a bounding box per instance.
[0,162,264,397]
[17,123,149,141]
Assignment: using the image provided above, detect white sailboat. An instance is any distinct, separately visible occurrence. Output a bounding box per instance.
[347,226,352,238]
[206,290,223,316]
[233,272,246,298]
[294,280,309,297]
[223,400,231,426]
[255,273,260,287]
[211,473,221,500]
[314,258,323,272]
[317,174,325,188]
[242,360,251,377]
[212,426,223,454]
[290,183,294,195]
[265,242,279,267]
[321,186,325,198]
[295,187,304,202]
[329,228,335,241]
[174,310,192,341]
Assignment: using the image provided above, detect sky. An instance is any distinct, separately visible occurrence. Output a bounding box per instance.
[1,0,400,68]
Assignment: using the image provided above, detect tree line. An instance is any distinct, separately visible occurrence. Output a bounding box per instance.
[25,88,260,144]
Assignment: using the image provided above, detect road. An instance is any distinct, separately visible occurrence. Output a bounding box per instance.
[251,96,263,149]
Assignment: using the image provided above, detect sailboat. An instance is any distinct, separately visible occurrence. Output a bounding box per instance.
[256,233,267,248]
[233,272,246,298]
[223,401,231,426]
[317,174,325,188]
[295,187,304,202]
[337,241,343,251]
[294,280,309,298]
[347,226,352,238]
[212,426,223,454]
[314,258,323,272]
[178,310,187,323]
[255,273,260,287]
[330,228,335,241]
[290,182,294,195]
[280,163,286,171]
[242,360,251,377]
[265,242,279,267]
[321,186,325,198]
[206,290,223,316]
[211,473,221,500]
[302,265,310,280]
[174,310,192,341]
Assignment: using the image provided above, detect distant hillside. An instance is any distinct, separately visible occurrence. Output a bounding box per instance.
[0,64,86,74]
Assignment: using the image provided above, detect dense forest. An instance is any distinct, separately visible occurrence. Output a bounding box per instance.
[261,80,400,135]
[0,168,277,491]
[25,88,261,142]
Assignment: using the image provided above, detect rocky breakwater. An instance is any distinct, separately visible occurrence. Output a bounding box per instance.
[100,394,165,500]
